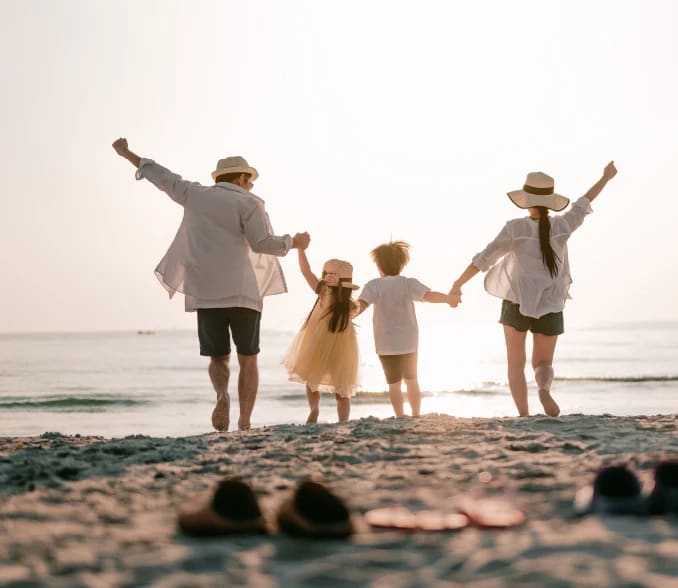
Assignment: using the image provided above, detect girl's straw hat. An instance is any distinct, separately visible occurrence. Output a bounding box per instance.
[507,171,569,211]
[322,259,359,290]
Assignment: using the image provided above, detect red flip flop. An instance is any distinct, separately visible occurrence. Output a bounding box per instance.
[365,506,469,532]
[457,496,525,529]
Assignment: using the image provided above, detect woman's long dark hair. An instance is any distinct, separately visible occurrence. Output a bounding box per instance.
[303,280,353,333]
[536,206,560,278]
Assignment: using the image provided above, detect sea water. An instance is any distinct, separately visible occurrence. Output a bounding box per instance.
[0,320,676,437]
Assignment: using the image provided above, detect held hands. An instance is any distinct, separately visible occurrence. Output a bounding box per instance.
[292,232,311,250]
[448,288,462,308]
[603,161,617,181]
[112,137,130,156]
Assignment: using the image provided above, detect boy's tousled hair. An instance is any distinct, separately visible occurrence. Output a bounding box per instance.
[370,241,410,276]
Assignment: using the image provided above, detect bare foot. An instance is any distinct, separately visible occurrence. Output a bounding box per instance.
[306,407,319,424]
[211,395,230,431]
[538,389,560,417]
[238,419,251,431]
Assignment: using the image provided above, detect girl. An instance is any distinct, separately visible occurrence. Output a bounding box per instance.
[450,161,617,417]
[283,246,360,423]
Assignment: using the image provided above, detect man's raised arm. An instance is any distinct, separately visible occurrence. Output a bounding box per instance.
[112,138,141,168]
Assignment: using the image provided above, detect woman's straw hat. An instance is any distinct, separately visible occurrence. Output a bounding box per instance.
[211,156,259,182]
[322,259,359,290]
[507,171,569,211]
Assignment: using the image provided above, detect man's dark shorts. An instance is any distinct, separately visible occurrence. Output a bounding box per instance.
[499,300,564,336]
[378,352,418,384]
[197,308,261,357]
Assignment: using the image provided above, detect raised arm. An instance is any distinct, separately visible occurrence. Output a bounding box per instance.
[112,138,141,168]
[297,247,320,292]
[583,161,617,202]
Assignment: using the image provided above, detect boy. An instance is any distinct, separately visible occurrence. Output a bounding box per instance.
[357,241,458,417]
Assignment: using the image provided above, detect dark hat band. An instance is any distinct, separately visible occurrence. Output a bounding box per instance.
[523,184,554,196]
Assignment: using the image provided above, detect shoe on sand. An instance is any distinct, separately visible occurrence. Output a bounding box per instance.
[177,478,268,536]
[538,389,560,417]
[211,396,229,432]
[457,496,525,529]
[574,465,647,516]
[647,460,678,515]
[277,480,354,538]
[365,506,469,532]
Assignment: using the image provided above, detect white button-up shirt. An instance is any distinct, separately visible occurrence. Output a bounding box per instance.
[359,276,430,355]
[472,197,593,318]
[135,159,292,312]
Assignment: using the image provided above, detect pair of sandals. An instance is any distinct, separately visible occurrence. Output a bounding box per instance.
[574,460,678,516]
[365,493,525,532]
[178,477,526,539]
[177,478,353,538]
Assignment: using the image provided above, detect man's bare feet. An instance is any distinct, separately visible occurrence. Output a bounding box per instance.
[306,407,319,424]
[211,395,230,431]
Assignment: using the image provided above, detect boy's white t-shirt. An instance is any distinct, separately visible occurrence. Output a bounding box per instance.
[359,276,430,355]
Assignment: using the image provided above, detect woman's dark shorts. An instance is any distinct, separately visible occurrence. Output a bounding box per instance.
[378,352,418,384]
[500,300,564,336]
[197,307,261,357]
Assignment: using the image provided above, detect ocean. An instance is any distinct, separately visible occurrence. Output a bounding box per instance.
[1,320,676,438]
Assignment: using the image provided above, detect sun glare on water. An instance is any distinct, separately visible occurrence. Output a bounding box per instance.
[357,318,516,418]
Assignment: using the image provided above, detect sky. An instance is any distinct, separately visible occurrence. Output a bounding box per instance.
[1,0,677,334]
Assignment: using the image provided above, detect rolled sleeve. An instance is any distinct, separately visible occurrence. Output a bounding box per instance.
[472,222,512,271]
[243,202,292,256]
[135,159,200,206]
[557,196,593,234]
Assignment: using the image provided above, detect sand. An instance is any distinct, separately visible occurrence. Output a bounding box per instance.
[1,414,677,587]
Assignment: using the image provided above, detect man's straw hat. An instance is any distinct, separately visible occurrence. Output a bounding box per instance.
[211,156,259,182]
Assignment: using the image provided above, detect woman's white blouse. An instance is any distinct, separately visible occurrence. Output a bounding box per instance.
[472,197,593,319]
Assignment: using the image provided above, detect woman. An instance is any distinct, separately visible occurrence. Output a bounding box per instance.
[450,161,617,416]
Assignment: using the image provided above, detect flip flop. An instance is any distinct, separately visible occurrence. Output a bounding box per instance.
[574,465,647,516]
[365,506,469,532]
[457,495,525,529]
[647,460,678,515]
[277,480,354,538]
[177,478,268,536]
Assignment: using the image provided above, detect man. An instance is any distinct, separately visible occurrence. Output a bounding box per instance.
[112,138,310,431]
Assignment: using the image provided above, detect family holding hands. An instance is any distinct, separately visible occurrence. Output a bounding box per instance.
[113,138,617,430]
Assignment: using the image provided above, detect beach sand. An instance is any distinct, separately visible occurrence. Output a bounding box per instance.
[1,414,676,587]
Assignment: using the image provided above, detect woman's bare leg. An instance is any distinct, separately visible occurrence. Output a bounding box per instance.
[404,378,421,417]
[306,384,320,423]
[503,325,529,416]
[532,333,560,416]
[388,382,405,417]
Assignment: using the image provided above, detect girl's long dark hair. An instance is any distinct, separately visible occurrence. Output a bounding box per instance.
[536,206,560,278]
[322,285,352,333]
[303,280,352,333]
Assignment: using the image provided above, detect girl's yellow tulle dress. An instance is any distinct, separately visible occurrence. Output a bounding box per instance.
[282,289,360,398]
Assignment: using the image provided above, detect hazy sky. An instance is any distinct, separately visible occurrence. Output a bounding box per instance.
[2,0,677,334]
